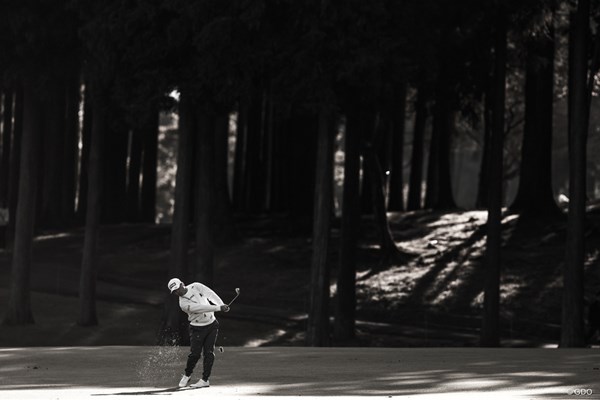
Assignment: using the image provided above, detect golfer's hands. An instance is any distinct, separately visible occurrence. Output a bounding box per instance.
[220,305,230,312]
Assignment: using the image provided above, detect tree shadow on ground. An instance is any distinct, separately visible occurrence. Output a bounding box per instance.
[91,387,183,396]
[352,210,600,346]
[499,215,567,332]
[352,210,468,281]
[1,347,599,397]
[405,222,487,306]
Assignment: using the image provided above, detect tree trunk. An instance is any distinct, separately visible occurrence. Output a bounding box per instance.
[0,88,13,249]
[76,84,92,223]
[334,108,361,342]
[387,83,408,211]
[425,83,455,210]
[141,111,158,223]
[7,84,23,247]
[425,114,439,208]
[0,87,13,208]
[360,156,374,214]
[102,118,128,223]
[61,68,80,225]
[40,79,66,228]
[243,90,265,212]
[127,128,143,222]
[263,89,275,212]
[476,79,493,209]
[437,109,455,209]
[561,2,589,348]
[363,144,405,263]
[481,10,507,347]
[194,107,216,286]
[232,102,246,212]
[511,18,560,218]
[287,112,318,217]
[360,112,377,215]
[307,108,334,346]
[213,111,237,244]
[407,88,427,211]
[159,88,195,345]
[3,79,42,325]
[269,109,286,212]
[78,85,106,327]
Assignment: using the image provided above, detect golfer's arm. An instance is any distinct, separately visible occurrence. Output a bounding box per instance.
[203,286,225,306]
[185,303,222,313]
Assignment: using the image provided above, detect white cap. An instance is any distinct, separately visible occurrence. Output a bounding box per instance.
[168,278,183,293]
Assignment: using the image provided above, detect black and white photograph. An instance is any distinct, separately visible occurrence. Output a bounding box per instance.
[1,0,600,398]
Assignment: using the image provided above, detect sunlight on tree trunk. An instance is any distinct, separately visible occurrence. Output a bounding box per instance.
[307,108,334,346]
[126,128,143,221]
[76,84,92,223]
[335,109,361,342]
[6,84,23,252]
[141,111,159,223]
[213,111,237,244]
[160,88,194,344]
[78,85,106,327]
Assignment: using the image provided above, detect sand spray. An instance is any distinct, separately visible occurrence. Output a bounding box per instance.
[135,345,183,386]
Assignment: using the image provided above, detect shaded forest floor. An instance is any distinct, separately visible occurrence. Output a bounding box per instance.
[1,209,600,348]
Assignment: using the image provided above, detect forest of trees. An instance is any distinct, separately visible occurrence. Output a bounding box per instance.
[0,0,598,347]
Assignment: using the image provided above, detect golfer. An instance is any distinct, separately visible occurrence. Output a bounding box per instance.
[168,278,230,388]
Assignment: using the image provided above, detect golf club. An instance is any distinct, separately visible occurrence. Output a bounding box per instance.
[228,287,240,306]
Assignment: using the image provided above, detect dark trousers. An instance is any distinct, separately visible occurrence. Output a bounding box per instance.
[185,320,219,380]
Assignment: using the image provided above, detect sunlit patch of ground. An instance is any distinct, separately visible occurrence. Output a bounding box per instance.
[356,210,600,345]
[358,211,490,311]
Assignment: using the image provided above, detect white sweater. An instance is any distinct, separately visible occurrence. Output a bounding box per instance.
[179,282,225,326]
